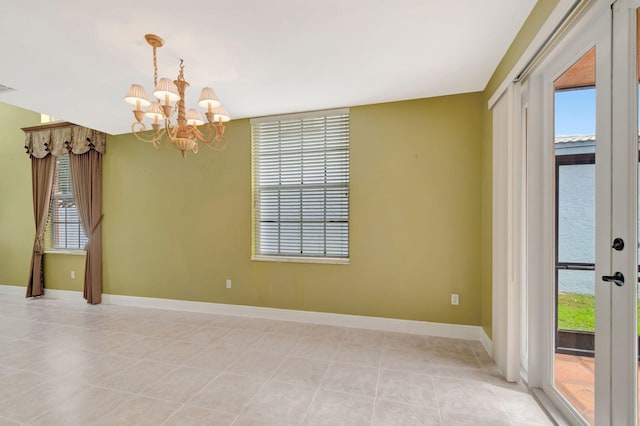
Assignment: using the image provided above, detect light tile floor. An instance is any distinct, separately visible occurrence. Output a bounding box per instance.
[0,295,553,425]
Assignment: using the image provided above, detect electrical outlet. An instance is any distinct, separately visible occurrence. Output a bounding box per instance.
[451,294,459,305]
[70,270,76,279]
[226,279,232,289]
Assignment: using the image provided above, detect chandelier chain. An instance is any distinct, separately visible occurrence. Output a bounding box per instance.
[152,46,158,87]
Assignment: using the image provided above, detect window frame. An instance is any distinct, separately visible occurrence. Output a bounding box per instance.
[251,108,350,264]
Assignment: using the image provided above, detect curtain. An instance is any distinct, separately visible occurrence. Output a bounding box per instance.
[24,123,105,303]
[491,84,522,382]
[26,155,56,298]
[69,150,103,304]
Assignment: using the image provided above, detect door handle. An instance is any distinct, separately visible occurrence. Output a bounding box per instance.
[602,272,625,287]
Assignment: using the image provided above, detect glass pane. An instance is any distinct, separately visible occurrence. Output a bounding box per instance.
[557,270,595,332]
[45,155,88,251]
[554,46,596,425]
[558,163,595,264]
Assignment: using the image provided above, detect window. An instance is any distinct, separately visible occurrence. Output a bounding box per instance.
[251,109,350,262]
[48,155,87,250]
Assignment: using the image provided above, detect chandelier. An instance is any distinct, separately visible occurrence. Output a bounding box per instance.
[124,34,230,157]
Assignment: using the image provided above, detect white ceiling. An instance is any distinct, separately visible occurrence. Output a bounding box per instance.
[0,0,536,135]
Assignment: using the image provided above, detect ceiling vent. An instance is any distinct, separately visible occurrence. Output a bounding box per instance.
[0,84,15,94]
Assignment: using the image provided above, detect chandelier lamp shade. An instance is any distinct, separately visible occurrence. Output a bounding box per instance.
[124,34,230,157]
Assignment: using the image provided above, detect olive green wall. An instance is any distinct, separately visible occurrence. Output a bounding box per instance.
[0,103,40,287]
[97,94,484,324]
[480,0,561,337]
[1,95,483,326]
[44,253,85,292]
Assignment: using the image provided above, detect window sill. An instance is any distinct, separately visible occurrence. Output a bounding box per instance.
[44,250,86,256]
[252,255,349,265]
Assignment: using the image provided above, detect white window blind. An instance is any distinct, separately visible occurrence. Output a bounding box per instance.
[48,155,88,250]
[252,109,350,259]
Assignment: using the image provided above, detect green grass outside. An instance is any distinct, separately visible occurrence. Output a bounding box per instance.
[558,292,640,332]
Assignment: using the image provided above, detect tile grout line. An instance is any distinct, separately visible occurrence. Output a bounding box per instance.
[489,383,517,426]
[62,321,225,424]
[171,345,253,421]
[229,350,296,425]
[157,341,254,425]
[0,382,55,424]
[134,360,195,425]
[431,375,445,426]
[369,354,383,426]
[298,345,339,426]
[23,332,191,424]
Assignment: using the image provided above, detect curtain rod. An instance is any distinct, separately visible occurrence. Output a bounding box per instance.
[514,0,589,83]
[21,121,77,133]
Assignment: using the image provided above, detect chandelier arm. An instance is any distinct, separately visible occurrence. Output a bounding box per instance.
[203,137,228,152]
[152,134,170,150]
[132,121,147,133]
[131,122,165,145]
[136,129,170,150]
[198,122,228,151]
[192,124,218,144]
[164,119,179,142]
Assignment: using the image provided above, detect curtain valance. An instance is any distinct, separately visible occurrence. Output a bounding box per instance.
[23,122,106,158]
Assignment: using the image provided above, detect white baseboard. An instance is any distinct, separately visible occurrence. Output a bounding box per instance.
[44,288,85,301]
[102,293,485,341]
[480,327,493,356]
[0,284,491,344]
[0,285,86,301]
[0,284,25,296]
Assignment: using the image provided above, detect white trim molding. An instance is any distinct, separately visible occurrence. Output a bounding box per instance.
[251,255,349,265]
[0,284,492,347]
[43,250,86,256]
[0,285,24,296]
[250,107,350,124]
[480,327,493,356]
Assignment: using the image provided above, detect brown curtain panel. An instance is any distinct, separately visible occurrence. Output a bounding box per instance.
[69,150,103,304]
[26,155,56,298]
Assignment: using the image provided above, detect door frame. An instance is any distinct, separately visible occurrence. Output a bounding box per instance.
[524,0,614,424]
[610,0,639,423]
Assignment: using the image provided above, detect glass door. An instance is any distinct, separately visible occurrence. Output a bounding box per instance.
[524,1,640,424]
